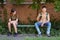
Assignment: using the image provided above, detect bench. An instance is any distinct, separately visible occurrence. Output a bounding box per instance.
[17,25,47,28]
[17,25,47,34]
[17,25,35,27]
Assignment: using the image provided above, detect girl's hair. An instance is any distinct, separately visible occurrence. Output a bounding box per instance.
[10,8,16,17]
[10,8,16,14]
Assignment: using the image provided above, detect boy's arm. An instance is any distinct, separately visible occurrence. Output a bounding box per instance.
[37,13,41,21]
[47,13,50,22]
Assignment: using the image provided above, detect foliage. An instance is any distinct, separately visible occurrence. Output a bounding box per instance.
[10,0,60,12]
[31,0,40,10]
[54,0,60,12]
[0,10,4,34]
[31,0,60,12]
[0,8,8,34]
[0,0,4,4]
[10,0,25,5]
[0,11,2,24]
[31,0,55,10]
[0,0,6,7]
[46,0,55,3]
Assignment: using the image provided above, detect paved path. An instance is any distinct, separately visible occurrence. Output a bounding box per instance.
[0,34,36,40]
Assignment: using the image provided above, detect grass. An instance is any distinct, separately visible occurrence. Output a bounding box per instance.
[25,37,60,40]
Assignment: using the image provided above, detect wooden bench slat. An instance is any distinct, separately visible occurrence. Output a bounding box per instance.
[17,25,34,27]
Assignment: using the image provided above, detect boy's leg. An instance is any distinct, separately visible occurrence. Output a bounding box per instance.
[45,22,51,36]
[35,22,42,35]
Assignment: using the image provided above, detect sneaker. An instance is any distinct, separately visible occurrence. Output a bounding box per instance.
[7,32,12,36]
[37,34,42,37]
[13,33,18,37]
[47,34,51,37]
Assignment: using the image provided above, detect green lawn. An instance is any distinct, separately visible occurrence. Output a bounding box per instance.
[25,37,60,40]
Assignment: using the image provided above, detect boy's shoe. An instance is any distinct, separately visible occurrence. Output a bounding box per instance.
[7,32,12,36]
[13,33,18,37]
[37,34,42,37]
[47,34,51,37]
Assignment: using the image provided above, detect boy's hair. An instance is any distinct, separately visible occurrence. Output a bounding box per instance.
[42,6,46,9]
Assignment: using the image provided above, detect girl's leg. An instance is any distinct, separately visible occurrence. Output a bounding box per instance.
[13,21,18,33]
[7,22,12,36]
[8,22,11,32]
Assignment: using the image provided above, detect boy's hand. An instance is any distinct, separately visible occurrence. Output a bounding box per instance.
[41,23,44,27]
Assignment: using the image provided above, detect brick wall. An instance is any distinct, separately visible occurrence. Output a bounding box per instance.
[1,0,60,24]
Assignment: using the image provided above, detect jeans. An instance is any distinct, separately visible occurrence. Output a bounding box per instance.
[35,22,51,35]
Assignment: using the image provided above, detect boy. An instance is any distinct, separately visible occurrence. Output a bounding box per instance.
[35,6,51,37]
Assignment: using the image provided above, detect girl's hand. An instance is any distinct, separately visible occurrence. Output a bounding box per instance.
[16,19,18,22]
[9,19,11,22]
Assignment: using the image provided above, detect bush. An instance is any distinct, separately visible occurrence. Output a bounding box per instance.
[54,0,60,12]
[10,0,25,5]
[0,8,8,34]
